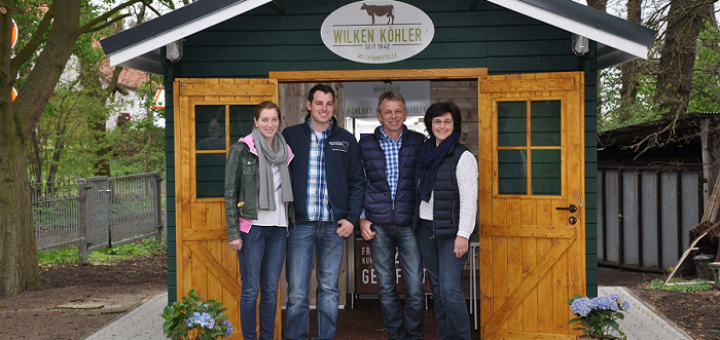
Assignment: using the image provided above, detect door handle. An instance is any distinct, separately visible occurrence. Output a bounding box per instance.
[555,204,577,213]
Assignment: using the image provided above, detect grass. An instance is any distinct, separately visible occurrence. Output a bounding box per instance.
[38,237,166,266]
[644,279,714,293]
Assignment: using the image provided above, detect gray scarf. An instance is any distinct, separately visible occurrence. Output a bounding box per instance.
[252,128,293,211]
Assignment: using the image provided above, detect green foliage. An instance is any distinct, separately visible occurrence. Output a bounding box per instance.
[108,117,166,176]
[598,18,720,132]
[644,279,713,293]
[38,237,166,266]
[568,294,630,340]
[161,290,234,340]
[689,20,720,113]
[38,247,81,265]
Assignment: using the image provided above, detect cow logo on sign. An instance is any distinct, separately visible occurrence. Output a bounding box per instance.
[360,3,394,25]
[320,1,434,64]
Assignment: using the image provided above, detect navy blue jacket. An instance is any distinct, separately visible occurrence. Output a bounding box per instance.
[283,116,365,226]
[417,142,469,237]
[360,126,424,227]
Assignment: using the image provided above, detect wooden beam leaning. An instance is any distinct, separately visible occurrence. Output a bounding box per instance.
[269,0,285,14]
[484,239,574,330]
[186,242,241,297]
[269,68,489,82]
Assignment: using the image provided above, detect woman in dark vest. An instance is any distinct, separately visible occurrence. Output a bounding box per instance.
[417,101,477,340]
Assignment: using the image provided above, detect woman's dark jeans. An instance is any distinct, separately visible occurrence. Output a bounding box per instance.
[418,220,472,340]
[238,225,287,340]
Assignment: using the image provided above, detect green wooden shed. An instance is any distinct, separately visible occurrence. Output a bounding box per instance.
[101,1,655,338]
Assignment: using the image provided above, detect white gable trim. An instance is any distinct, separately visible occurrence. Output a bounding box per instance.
[108,0,271,67]
[486,0,649,59]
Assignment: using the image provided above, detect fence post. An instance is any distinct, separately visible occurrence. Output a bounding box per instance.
[78,179,90,263]
[154,172,164,242]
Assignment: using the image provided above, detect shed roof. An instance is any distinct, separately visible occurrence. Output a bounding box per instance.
[599,112,720,147]
[100,0,657,74]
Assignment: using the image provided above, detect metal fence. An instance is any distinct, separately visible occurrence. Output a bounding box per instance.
[597,166,703,271]
[32,172,163,261]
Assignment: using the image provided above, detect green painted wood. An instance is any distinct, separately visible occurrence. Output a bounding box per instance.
[166,0,602,299]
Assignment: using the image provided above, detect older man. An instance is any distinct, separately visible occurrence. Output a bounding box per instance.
[359,91,425,340]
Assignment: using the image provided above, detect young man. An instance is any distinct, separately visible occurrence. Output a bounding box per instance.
[282,84,365,340]
[358,91,426,340]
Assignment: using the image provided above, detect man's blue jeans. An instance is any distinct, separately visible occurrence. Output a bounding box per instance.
[370,224,425,340]
[238,226,287,340]
[418,221,472,340]
[284,222,345,340]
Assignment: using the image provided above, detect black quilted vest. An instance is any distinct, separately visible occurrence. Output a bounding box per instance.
[417,143,469,237]
[360,126,425,226]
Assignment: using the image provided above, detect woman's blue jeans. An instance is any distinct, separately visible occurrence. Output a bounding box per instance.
[238,225,287,340]
[418,221,472,340]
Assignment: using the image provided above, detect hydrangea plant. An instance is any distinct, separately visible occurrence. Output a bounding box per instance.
[568,294,630,340]
[161,289,234,340]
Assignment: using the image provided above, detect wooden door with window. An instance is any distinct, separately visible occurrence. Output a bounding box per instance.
[174,78,281,340]
[478,72,586,339]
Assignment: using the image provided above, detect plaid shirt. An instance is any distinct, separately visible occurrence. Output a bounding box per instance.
[307,120,332,221]
[379,127,403,202]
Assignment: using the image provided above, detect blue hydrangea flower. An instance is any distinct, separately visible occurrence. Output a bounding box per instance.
[185,318,195,328]
[195,312,214,329]
[570,297,595,317]
[221,320,234,338]
[592,296,620,311]
[607,293,631,311]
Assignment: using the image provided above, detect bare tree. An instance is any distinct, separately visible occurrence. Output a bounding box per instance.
[617,0,643,124]
[653,0,716,119]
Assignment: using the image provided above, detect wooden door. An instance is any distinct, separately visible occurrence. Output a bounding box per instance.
[174,78,280,340]
[478,72,586,340]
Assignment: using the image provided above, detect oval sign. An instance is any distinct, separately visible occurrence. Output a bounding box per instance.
[321,1,434,64]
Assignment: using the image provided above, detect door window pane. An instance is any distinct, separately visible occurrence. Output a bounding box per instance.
[498,101,526,147]
[196,154,226,198]
[230,105,256,143]
[531,150,561,195]
[498,150,527,195]
[531,101,561,146]
[196,105,226,150]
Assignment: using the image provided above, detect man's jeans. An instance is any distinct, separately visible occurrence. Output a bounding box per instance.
[418,221,472,340]
[285,222,345,340]
[370,224,425,340]
[238,226,287,340]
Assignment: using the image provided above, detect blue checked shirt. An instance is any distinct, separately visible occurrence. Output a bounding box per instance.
[307,120,332,221]
[379,127,403,202]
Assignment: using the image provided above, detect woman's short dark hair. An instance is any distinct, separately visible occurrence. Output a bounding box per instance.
[254,101,282,123]
[424,101,462,136]
[307,84,335,103]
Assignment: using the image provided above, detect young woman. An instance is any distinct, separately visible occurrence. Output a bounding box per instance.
[224,101,293,340]
[416,101,478,340]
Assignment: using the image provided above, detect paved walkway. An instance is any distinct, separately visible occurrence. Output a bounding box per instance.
[84,292,168,340]
[84,288,694,340]
[599,287,693,340]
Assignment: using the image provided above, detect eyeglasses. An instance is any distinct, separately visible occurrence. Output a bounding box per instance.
[432,119,454,126]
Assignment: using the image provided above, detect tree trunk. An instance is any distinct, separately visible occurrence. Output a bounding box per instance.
[617,0,642,124]
[0,107,40,297]
[586,0,607,12]
[0,0,81,296]
[653,0,715,119]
